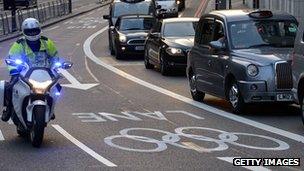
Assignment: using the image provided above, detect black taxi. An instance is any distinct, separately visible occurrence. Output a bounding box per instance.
[187,10,298,113]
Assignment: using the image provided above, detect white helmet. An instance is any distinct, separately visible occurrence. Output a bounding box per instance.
[21,18,41,41]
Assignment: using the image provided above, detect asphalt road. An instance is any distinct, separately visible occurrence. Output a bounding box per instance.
[0,0,303,170]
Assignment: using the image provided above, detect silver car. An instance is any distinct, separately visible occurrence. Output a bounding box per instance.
[293,20,304,124]
[156,0,178,18]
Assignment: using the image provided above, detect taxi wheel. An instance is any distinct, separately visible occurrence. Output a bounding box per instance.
[228,81,246,114]
[160,54,170,76]
[109,36,115,55]
[189,73,205,102]
[116,50,124,60]
[144,48,154,69]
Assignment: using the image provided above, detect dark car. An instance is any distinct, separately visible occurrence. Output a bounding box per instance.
[293,20,304,124]
[155,0,179,18]
[112,15,155,59]
[145,17,199,75]
[103,0,157,55]
[176,0,185,11]
[187,10,298,113]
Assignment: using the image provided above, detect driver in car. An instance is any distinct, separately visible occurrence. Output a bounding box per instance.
[2,18,59,122]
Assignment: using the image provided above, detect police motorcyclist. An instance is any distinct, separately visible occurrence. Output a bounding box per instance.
[1,18,59,122]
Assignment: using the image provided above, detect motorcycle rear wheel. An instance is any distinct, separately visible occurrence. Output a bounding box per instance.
[30,106,46,148]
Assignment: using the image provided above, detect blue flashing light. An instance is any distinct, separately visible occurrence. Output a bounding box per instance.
[15,59,23,65]
[55,62,62,67]
[55,92,61,96]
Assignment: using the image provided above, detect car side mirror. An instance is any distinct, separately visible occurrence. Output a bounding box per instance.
[150,32,161,39]
[156,5,162,9]
[103,15,110,20]
[62,61,73,70]
[209,41,226,50]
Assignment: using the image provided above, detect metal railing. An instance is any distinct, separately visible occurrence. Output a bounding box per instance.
[0,0,71,36]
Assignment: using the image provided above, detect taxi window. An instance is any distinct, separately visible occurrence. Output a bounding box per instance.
[200,19,214,45]
[229,20,298,49]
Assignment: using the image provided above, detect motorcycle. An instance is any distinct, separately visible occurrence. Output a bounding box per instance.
[0,58,72,147]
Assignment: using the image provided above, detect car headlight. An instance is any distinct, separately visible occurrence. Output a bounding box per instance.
[166,47,183,56]
[119,34,127,43]
[29,79,53,94]
[247,64,259,77]
[176,0,181,4]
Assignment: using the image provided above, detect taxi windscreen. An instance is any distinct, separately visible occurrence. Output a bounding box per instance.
[113,2,154,17]
[229,20,298,49]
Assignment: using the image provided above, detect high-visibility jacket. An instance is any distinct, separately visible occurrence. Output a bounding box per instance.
[7,36,58,75]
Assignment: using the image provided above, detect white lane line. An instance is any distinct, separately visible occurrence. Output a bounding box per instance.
[83,26,304,144]
[52,124,117,167]
[44,26,60,32]
[217,157,271,171]
[0,129,4,141]
[85,56,99,82]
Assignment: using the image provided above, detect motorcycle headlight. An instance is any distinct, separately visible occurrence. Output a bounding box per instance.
[119,34,127,43]
[29,79,53,94]
[247,64,259,77]
[166,47,183,56]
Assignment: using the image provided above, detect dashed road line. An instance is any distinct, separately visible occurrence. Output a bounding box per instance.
[52,124,117,167]
[0,129,4,141]
[83,26,304,144]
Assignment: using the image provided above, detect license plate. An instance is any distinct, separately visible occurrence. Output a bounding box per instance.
[276,93,293,101]
[135,46,144,51]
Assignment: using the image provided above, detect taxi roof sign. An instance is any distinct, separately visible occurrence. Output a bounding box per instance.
[249,10,273,18]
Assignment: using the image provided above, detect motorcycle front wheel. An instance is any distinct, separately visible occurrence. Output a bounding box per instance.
[30,106,46,148]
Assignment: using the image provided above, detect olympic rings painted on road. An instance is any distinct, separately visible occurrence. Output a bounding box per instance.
[104,127,290,153]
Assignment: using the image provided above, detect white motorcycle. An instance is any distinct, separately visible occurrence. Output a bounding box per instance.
[0,58,72,147]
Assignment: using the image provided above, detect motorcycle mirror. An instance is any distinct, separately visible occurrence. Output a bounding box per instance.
[62,61,73,69]
[5,59,22,66]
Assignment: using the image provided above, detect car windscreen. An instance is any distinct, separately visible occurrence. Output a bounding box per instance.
[119,18,155,31]
[113,2,154,17]
[229,20,298,49]
[163,21,198,37]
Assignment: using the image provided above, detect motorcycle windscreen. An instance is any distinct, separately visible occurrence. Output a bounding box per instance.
[28,69,54,91]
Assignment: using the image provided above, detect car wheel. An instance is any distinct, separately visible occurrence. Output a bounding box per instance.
[144,48,154,69]
[300,94,304,125]
[160,54,170,76]
[189,73,205,102]
[116,49,124,60]
[109,35,115,55]
[228,81,246,114]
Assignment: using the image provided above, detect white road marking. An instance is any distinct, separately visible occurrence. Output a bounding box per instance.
[58,69,99,90]
[0,129,4,141]
[8,119,13,125]
[52,124,117,167]
[44,26,60,32]
[217,157,271,171]
[83,26,304,144]
[85,56,99,82]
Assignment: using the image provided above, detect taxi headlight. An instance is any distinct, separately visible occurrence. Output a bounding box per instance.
[166,47,183,56]
[119,35,127,43]
[29,79,53,94]
[247,64,259,77]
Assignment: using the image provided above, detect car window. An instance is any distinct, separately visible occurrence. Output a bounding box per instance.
[213,20,225,42]
[199,19,214,45]
[229,20,298,49]
[119,18,155,31]
[163,21,198,37]
[112,2,155,17]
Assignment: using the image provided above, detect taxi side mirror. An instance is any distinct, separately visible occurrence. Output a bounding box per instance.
[210,41,226,50]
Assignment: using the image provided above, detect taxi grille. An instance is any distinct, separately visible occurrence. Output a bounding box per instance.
[275,62,293,90]
[127,39,146,45]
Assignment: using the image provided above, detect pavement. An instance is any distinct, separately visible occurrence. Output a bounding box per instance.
[0,0,303,170]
